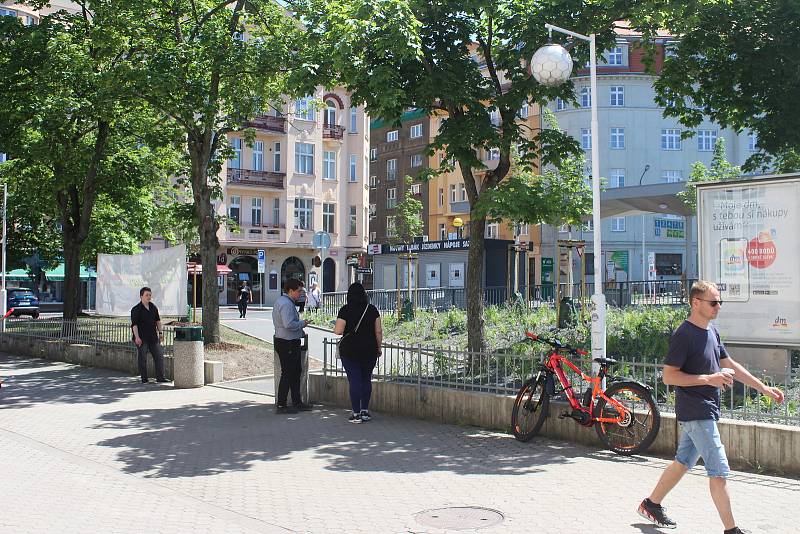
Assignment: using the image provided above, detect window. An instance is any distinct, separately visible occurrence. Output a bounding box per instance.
[369,175,377,188]
[229,138,242,168]
[748,131,758,151]
[656,253,682,275]
[349,154,358,182]
[323,203,335,233]
[438,188,444,207]
[487,148,500,160]
[386,216,396,237]
[273,198,280,225]
[349,205,357,235]
[294,198,313,230]
[386,188,397,209]
[349,107,358,132]
[611,217,626,232]
[610,86,624,107]
[369,203,376,217]
[580,87,591,108]
[583,220,594,232]
[610,127,625,149]
[0,8,17,17]
[324,100,336,125]
[410,183,421,195]
[662,170,683,183]
[519,102,529,119]
[458,183,467,202]
[387,130,398,142]
[252,141,264,171]
[489,109,500,126]
[610,169,625,188]
[697,129,717,151]
[607,46,623,65]
[251,197,262,226]
[0,153,6,163]
[229,195,241,224]
[409,123,423,139]
[295,142,314,174]
[556,98,567,111]
[449,184,457,203]
[485,222,498,239]
[439,223,446,240]
[661,129,681,150]
[370,231,377,241]
[581,128,592,150]
[323,151,336,180]
[370,147,377,161]
[386,159,397,180]
[273,142,281,172]
[410,154,423,167]
[295,96,315,121]
[514,223,529,237]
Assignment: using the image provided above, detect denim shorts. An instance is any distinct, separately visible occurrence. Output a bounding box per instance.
[675,419,730,478]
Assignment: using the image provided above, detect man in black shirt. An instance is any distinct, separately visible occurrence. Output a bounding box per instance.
[131,286,168,384]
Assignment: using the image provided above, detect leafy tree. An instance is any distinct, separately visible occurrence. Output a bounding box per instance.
[393,175,425,244]
[678,138,742,213]
[115,0,314,342]
[0,5,181,320]
[654,0,800,172]
[296,0,629,351]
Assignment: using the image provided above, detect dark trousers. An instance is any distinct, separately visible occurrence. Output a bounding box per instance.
[297,301,305,313]
[238,300,249,317]
[341,356,378,413]
[274,337,302,406]
[137,341,165,382]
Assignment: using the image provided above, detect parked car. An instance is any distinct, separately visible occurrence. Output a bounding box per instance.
[7,288,40,318]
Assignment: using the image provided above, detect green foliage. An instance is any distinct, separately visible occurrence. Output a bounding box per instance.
[393,175,425,243]
[678,138,742,213]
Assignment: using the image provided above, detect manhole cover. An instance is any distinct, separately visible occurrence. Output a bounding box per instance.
[415,506,504,530]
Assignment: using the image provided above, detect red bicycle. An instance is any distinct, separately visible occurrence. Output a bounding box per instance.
[511,332,660,455]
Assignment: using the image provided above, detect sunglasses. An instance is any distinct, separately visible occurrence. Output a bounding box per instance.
[697,298,723,307]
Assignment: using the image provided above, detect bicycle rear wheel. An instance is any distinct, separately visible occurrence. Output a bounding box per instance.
[511,373,550,442]
[594,381,660,455]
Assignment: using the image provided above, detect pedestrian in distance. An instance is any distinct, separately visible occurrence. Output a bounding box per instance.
[296,280,307,313]
[272,278,313,414]
[306,281,321,312]
[130,287,168,384]
[637,280,784,534]
[333,282,382,423]
[238,280,251,318]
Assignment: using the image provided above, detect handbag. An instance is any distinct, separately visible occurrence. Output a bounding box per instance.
[336,304,370,359]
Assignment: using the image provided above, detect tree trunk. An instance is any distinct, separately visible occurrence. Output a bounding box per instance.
[466,215,487,354]
[62,233,83,323]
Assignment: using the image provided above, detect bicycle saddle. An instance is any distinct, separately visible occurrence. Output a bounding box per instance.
[593,357,618,366]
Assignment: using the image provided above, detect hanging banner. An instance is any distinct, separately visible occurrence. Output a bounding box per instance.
[97,245,187,316]
[698,176,800,346]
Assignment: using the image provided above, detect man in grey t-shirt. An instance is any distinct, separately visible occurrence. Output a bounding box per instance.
[637,281,783,534]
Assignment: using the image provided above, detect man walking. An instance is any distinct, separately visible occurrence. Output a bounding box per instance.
[131,286,168,384]
[637,281,783,533]
[272,278,313,414]
[238,280,251,318]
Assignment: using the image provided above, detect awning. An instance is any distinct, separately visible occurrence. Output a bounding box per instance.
[599,182,693,218]
[3,264,96,281]
[187,263,232,275]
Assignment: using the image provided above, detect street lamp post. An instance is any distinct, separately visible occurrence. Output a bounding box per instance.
[531,24,607,371]
[639,164,650,282]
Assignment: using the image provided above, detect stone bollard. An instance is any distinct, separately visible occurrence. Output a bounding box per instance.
[173,326,204,388]
[273,334,309,406]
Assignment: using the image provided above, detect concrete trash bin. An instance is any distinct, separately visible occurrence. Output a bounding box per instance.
[273,334,309,406]
[173,326,204,388]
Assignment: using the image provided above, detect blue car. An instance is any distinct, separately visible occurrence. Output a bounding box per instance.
[7,288,40,318]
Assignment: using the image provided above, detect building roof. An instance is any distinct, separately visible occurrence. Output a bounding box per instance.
[370,108,427,131]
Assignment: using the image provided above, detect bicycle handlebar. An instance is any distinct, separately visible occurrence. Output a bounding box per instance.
[524,331,589,356]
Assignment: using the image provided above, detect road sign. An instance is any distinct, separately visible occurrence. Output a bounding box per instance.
[312,231,331,250]
[356,267,373,275]
[257,249,266,274]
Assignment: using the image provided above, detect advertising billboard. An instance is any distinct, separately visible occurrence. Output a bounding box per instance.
[697,175,800,346]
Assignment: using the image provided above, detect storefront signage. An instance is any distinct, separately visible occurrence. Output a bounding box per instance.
[654,218,685,238]
[377,238,471,254]
[227,247,258,256]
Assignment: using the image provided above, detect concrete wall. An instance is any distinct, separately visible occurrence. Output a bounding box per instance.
[0,335,223,384]
[309,373,800,476]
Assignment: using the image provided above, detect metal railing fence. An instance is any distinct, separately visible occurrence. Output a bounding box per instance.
[323,338,800,426]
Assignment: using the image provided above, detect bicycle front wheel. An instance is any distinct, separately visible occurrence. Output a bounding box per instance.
[511,373,550,442]
[594,381,660,455]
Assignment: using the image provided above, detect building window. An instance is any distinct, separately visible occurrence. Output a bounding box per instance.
[519,102,529,119]
[410,154,423,167]
[580,87,591,108]
[458,183,467,202]
[438,188,444,207]
[583,220,594,232]
[229,138,242,168]
[349,205,357,235]
[410,183,421,195]
[748,131,758,151]
[697,129,717,151]
[607,46,623,65]
[294,198,313,230]
[556,98,567,111]
[324,100,336,126]
[581,128,592,150]
[0,153,6,163]
[369,175,377,188]
[386,159,397,181]
[611,217,626,232]
[656,253,682,275]
[251,197,262,226]
[370,147,377,161]
[387,130,398,142]
[409,123,423,139]
[369,203,376,217]
[449,184,457,203]
[661,129,682,150]
[295,96,315,121]
[610,127,625,149]
[229,195,241,224]
[489,109,500,126]
[610,86,624,107]
[386,216,396,237]
[485,222,498,239]
[439,223,446,240]
[370,231,377,241]
[487,148,500,161]
[323,151,336,180]
[610,169,625,188]
[273,198,280,225]
[252,141,264,171]
[349,107,358,132]
[295,142,314,174]
[273,142,281,172]
[663,170,683,183]
[323,203,335,233]
[386,188,397,209]
[349,154,358,182]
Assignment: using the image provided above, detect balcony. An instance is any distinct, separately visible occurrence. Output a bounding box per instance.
[323,124,345,140]
[225,224,286,243]
[449,200,470,214]
[227,168,285,189]
[243,115,286,134]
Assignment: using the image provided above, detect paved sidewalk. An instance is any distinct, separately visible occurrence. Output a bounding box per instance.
[1,353,798,534]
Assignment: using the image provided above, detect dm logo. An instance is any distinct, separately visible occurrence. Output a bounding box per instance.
[772,316,789,329]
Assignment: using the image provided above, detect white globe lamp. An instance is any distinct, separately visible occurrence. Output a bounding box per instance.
[530,43,573,87]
